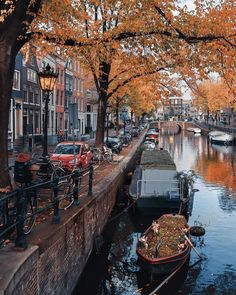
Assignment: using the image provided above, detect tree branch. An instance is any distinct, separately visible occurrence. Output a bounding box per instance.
[107,67,166,99]
[154,5,236,47]
[108,69,130,86]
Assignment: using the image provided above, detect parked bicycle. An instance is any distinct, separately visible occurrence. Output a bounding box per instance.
[32,153,78,210]
[92,145,113,163]
[0,153,38,241]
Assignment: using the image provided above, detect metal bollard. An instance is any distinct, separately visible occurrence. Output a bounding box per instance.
[52,177,60,224]
[88,162,94,196]
[15,188,27,250]
[73,170,80,206]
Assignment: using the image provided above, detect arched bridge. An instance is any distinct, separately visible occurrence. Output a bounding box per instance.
[149,121,209,134]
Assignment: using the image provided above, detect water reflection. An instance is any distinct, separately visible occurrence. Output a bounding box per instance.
[74,131,236,295]
[218,190,236,212]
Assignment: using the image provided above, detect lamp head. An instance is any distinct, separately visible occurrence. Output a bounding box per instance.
[38,63,58,93]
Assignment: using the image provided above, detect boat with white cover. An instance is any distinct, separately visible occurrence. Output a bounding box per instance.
[209,131,234,145]
[129,150,192,213]
[187,127,201,134]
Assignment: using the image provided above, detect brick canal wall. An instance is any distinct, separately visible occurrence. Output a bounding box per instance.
[0,135,144,295]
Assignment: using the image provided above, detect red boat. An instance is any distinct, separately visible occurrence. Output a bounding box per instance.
[136,214,191,274]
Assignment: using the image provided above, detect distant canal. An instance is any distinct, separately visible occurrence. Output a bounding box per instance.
[73,130,236,295]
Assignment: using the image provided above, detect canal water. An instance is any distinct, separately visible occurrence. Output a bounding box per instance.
[73,130,236,295]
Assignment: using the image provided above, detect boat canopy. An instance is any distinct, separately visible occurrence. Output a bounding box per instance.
[140,150,176,170]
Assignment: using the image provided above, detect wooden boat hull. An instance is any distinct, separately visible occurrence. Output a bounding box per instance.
[137,245,190,274]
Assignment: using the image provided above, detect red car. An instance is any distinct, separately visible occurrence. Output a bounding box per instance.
[50,141,93,172]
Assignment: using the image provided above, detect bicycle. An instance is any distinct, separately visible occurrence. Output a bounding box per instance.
[50,166,76,210]
[32,154,77,210]
[92,146,113,163]
[0,165,38,242]
[14,158,38,235]
[102,146,113,163]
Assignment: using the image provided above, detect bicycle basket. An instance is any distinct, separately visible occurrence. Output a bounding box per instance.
[14,153,32,183]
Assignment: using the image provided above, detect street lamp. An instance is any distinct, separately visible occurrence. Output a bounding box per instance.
[37,64,58,157]
[121,109,127,135]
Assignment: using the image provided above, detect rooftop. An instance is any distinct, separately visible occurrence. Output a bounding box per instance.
[140,149,176,170]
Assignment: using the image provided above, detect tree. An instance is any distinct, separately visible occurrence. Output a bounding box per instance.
[36,0,236,146]
[1,0,236,188]
[192,78,235,122]
[0,0,42,188]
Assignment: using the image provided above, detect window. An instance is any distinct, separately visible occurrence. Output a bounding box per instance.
[69,79,72,91]
[60,91,64,106]
[59,113,63,129]
[29,87,33,103]
[87,104,91,112]
[27,69,37,83]
[56,90,59,105]
[34,89,39,104]
[60,70,64,85]
[86,90,91,99]
[23,86,28,102]
[31,56,35,66]
[66,77,70,91]
[13,70,20,90]
[51,111,54,131]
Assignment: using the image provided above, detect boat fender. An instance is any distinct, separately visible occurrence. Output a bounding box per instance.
[190,226,205,236]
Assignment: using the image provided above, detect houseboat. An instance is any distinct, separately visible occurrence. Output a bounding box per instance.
[129,149,191,213]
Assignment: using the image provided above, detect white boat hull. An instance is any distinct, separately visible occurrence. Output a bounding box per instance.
[209,131,234,145]
[187,127,201,134]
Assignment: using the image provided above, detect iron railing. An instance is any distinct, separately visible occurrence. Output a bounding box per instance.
[0,163,94,250]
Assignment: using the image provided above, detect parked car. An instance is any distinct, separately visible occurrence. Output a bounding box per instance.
[142,141,156,150]
[148,127,159,133]
[119,129,132,145]
[146,130,159,140]
[131,126,140,137]
[105,136,123,153]
[50,141,93,172]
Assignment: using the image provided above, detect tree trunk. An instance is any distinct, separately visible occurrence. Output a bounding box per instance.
[115,98,119,136]
[131,110,134,128]
[95,93,107,146]
[0,43,17,188]
[95,61,111,146]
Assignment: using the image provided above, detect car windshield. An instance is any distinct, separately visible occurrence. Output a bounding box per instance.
[108,137,119,143]
[54,144,81,154]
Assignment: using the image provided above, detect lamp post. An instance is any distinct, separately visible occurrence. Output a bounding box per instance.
[37,64,58,157]
[121,109,127,135]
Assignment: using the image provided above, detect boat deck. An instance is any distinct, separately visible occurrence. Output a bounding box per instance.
[140,150,176,170]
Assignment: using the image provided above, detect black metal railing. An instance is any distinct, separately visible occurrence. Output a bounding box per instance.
[0,163,94,250]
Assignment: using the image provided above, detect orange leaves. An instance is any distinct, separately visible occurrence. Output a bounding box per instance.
[192,77,236,113]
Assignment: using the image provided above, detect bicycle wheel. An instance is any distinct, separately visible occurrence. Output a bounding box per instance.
[58,175,75,210]
[23,193,38,235]
[103,152,113,163]
[51,168,75,210]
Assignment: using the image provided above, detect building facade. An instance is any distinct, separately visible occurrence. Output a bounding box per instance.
[9,50,98,151]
